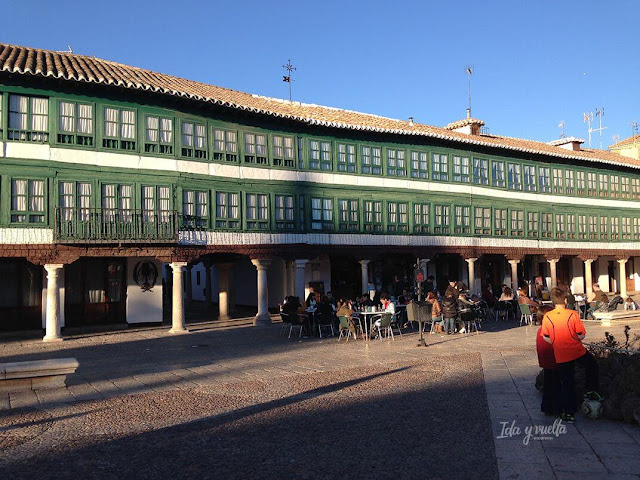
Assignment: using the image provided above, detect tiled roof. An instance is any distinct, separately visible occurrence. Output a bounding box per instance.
[547,137,585,146]
[610,135,640,150]
[1,42,639,170]
[444,117,485,130]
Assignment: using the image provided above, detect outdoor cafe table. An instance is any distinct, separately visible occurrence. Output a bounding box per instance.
[358,310,385,340]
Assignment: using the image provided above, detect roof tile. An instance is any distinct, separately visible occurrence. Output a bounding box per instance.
[0,42,638,169]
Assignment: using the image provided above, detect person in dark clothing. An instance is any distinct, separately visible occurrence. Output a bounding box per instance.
[305,288,318,308]
[442,292,459,334]
[422,275,436,294]
[391,275,404,299]
[445,279,460,299]
[482,285,497,307]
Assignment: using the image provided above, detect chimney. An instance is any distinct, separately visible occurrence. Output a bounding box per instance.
[444,115,485,136]
[408,117,414,126]
[466,108,471,119]
[547,137,584,152]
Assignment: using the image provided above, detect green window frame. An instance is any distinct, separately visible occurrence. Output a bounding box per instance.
[633,178,640,200]
[243,132,268,165]
[142,185,172,224]
[491,161,505,188]
[246,193,269,230]
[213,128,238,163]
[611,216,620,240]
[410,151,428,179]
[387,202,408,232]
[101,183,133,223]
[474,207,491,235]
[510,210,524,237]
[11,178,45,224]
[215,191,240,229]
[600,216,609,240]
[541,213,553,238]
[587,172,597,196]
[311,197,334,230]
[507,163,522,190]
[610,175,620,199]
[58,181,92,223]
[182,189,208,229]
[633,218,640,240]
[576,171,586,196]
[598,173,609,197]
[527,212,539,238]
[621,177,630,199]
[552,168,563,194]
[272,134,295,167]
[433,204,450,234]
[523,165,536,192]
[538,167,551,193]
[0,93,3,138]
[577,215,587,240]
[309,140,332,170]
[103,106,136,151]
[180,120,207,159]
[452,156,470,183]
[589,216,598,239]
[454,205,470,234]
[413,203,430,233]
[8,94,49,142]
[363,200,383,232]
[387,149,407,177]
[565,170,575,195]
[361,146,382,175]
[144,115,173,155]
[473,157,489,185]
[338,199,359,231]
[555,214,565,239]
[337,143,356,172]
[431,153,449,181]
[494,208,507,236]
[57,100,94,146]
[622,217,631,240]
[274,194,296,230]
[566,214,576,240]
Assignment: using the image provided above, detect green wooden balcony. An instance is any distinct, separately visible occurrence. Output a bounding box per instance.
[54,207,179,244]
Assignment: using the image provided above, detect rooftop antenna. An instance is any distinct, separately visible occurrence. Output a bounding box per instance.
[612,133,620,145]
[282,59,296,102]
[631,122,639,145]
[584,108,607,148]
[56,45,73,54]
[465,66,474,117]
[558,120,566,138]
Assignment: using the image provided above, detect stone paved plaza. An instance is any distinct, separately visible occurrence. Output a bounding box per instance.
[1,318,640,479]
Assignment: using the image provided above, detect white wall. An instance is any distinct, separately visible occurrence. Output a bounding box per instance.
[126,258,163,324]
[597,257,610,292]
[571,258,585,294]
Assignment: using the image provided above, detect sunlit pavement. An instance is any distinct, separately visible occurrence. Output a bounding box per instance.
[1,318,639,479]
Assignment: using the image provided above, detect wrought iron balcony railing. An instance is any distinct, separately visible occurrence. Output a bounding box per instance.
[54,207,179,243]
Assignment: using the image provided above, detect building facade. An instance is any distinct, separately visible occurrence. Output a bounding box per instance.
[1,43,640,339]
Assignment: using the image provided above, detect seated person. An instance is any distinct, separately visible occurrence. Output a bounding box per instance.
[372,293,395,336]
[585,283,609,317]
[361,294,373,308]
[499,287,514,301]
[305,288,318,308]
[482,286,497,307]
[624,296,639,310]
[336,299,354,318]
[517,288,540,313]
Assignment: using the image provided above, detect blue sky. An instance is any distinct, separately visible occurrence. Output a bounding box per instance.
[3,0,639,145]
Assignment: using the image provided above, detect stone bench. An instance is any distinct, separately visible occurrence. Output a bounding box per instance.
[592,310,640,326]
[0,358,79,393]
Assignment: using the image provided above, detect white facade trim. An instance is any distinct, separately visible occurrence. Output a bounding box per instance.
[2,142,640,210]
[178,230,639,251]
[0,228,53,244]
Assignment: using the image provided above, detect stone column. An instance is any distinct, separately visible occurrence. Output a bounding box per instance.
[547,258,559,289]
[618,258,629,298]
[294,259,308,302]
[169,262,188,333]
[584,259,595,297]
[252,258,272,326]
[508,259,519,294]
[420,258,429,278]
[217,263,232,320]
[359,259,370,295]
[465,258,477,294]
[43,264,64,342]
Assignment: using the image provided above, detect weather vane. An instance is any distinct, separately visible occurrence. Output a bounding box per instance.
[282,59,296,102]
